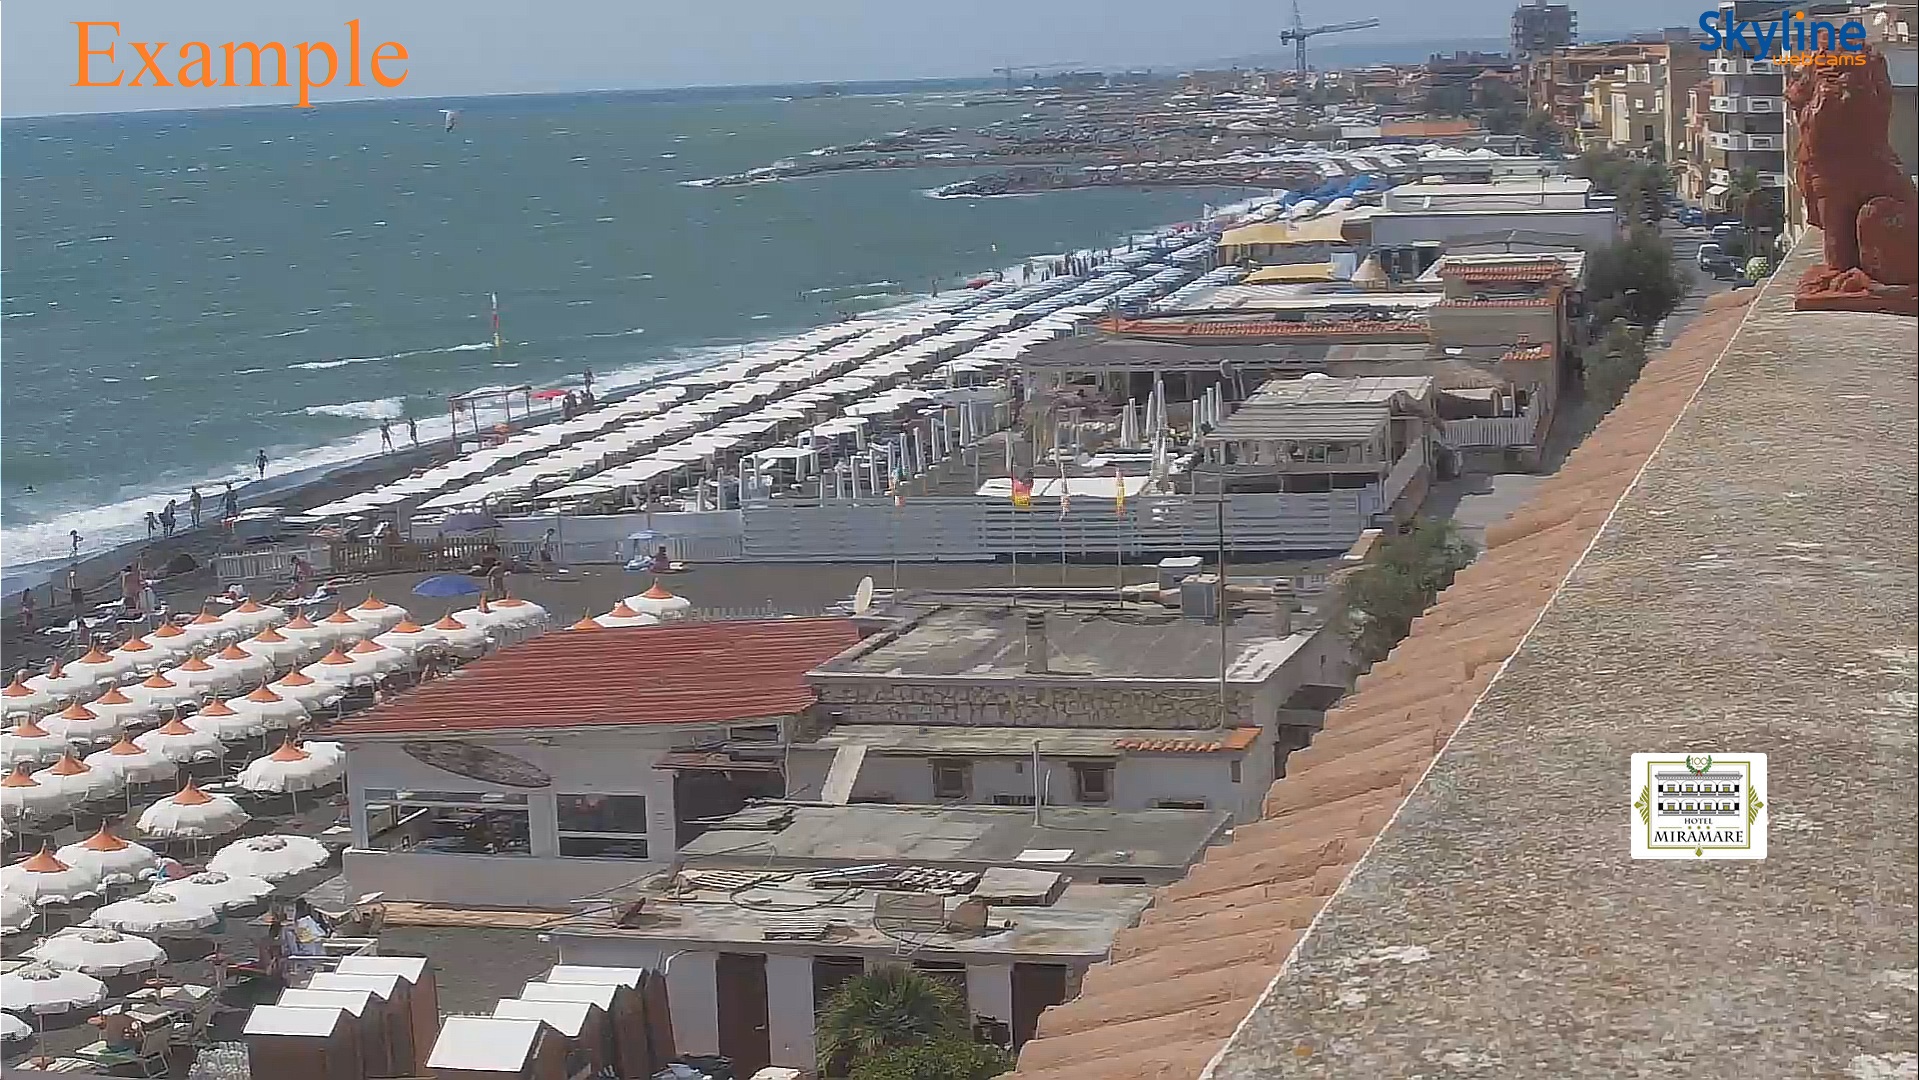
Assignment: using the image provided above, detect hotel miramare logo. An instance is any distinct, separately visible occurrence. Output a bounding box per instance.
[1631,753,1768,860]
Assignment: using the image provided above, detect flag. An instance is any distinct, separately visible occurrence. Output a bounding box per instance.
[1058,481,1071,520]
[1010,477,1032,509]
[490,293,503,350]
[1114,469,1126,516]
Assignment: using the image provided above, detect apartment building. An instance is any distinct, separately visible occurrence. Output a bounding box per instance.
[1512,0,1577,61]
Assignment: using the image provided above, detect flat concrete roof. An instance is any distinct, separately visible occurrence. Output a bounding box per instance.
[1174,287,1446,314]
[812,604,1308,683]
[678,803,1231,875]
[804,723,1260,758]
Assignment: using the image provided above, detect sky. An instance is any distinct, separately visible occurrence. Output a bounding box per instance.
[3,0,1691,117]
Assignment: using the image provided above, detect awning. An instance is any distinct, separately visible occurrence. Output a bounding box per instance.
[656,752,782,772]
[1705,184,1729,197]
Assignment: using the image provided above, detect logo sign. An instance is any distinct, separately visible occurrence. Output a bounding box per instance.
[1697,10,1870,63]
[1631,752,1768,860]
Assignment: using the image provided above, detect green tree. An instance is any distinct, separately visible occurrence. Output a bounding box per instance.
[1586,227,1684,328]
[1334,518,1476,665]
[1582,319,1649,411]
[1419,82,1473,117]
[849,1039,1015,1080]
[818,966,971,1077]
[1725,166,1784,255]
[1521,111,1564,152]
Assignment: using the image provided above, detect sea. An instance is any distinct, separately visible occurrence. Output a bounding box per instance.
[1,83,1258,575]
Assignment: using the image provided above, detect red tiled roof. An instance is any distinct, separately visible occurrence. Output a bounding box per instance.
[1113,728,1261,754]
[1433,297,1555,308]
[1437,264,1567,282]
[1501,343,1555,362]
[324,618,860,737]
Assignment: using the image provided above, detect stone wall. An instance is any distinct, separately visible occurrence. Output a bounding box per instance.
[812,677,1266,731]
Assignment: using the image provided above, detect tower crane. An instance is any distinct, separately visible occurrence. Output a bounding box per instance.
[1278,1,1380,73]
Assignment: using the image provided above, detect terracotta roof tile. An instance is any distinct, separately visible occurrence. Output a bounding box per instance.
[1003,288,1756,1080]
[1113,727,1260,753]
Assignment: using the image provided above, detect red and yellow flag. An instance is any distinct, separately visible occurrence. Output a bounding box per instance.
[1010,477,1032,509]
[1114,469,1126,516]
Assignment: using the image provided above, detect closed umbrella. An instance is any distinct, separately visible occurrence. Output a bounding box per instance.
[31,754,122,804]
[276,611,333,654]
[65,646,133,692]
[110,635,172,676]
[0,764,75,823]
[84,735,178,786]
[229,684,309,734]
[2,891,32,935]
[348,638,410,677]
[60,689,148,740]
[592,602,660,629]
[347,594,409,634]
[489,594,551,640]
[207,834,329,882]
[2,719,67,767]
[1,846,102,907]
[185,699,265,742]
[56,825,162,887]
[2,672,59,721]
[134,717,223,764]
[27,927,169,978]
[207,642,274,688]
[316,605,375,646]
[223,599,286,636]
[623,581,693,621]
[165,654,241,699]
[237,739,346,794]
[301,647,375,687]
[88,890,220,937]
[153,870,273,912]
[374,619,435,657]
[176,608,236,650]
[124,672,198,714]
[0,962,107,1015]
[267,670,338,713]
[25,661,95,706]
[138,780,248,839]
[243,626,308,669]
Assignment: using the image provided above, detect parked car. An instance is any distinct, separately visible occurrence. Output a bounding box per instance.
[1697,243,1737,278]
[1677,207,1705,227]
[1709,224,1749,255]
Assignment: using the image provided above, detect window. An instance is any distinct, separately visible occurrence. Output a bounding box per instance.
[992,794,1037,807]
[1154,798,1210,811]
[1097,876,1149,885]
[931,760,971,800]
[557,794,649,859]
[1229,760,1243,783]
[1071,763,1112,804]
[366,788,532,856]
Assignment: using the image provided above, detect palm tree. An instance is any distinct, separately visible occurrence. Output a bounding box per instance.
[817,966,970,1077]
[1725,166,1782,255]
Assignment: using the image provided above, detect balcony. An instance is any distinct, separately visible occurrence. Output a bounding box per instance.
[1709,95,1738,113]
[1744,133,1781,151]
[1758,171,1787,188]
[1708,131,1742,151]
[1746,59,1782,75]
[1709,57,1741,75]
[1744,95,1783,113]
[1709,167,1732,186]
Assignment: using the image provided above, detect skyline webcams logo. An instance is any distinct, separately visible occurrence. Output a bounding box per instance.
[74,21,410,108]
[1631,752,1768,860]
[1698,9,1872,64]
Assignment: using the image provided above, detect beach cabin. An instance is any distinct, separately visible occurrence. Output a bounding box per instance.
[527,965,674,1078]
[426,1016,568,1080]
[304,971,415,1074]
[492,997,610,1077]
[334,954,443,1074]
[243,1004,361,1080]
[276,988,389,1078]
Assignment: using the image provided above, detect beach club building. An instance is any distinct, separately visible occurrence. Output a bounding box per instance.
[324,618,862,908]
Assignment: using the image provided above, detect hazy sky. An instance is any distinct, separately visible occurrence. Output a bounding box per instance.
[3,0,1689,117]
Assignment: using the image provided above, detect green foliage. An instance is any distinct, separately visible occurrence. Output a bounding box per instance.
[1582,319,1649,411]
[1419,82,1473,117]
[818,966,971,1078]
[1335,518,1476,664]
[1574,146,1671,226]
[1586,227,1684,329]
[1726,166,1784,242]
[1521,111,1564,151]
[848,1039,1015,1080]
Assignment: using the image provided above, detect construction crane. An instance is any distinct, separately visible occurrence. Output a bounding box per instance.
[1278,1,1380,73]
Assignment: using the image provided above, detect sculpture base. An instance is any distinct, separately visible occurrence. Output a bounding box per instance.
[1794,266,1919,317]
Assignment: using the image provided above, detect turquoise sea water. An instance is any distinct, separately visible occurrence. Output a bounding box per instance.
[1,88,1250,565]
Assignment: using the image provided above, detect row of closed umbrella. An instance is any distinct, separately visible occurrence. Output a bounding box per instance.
[569,581,692,630]
[2,735,344,825]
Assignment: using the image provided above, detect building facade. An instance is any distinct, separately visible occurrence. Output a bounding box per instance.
[1512,0,1577,61]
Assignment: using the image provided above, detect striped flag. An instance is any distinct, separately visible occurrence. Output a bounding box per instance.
[1114,469,1126,516]
[1058,480,1071,520]
[1010,477,1032,509]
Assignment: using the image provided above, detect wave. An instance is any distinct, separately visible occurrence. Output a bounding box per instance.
[302,397,405,420]
[287,340,494,371]
[803,280,898,296]
[270,327,311,338]
[290,356,379,371]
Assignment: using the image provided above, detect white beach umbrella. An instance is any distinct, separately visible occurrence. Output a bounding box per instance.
[1,847,102,907]
[2,719,67,767]
[164,655,242,699]
[152,869,273,912]
[88,889,220,937]
[26,927,169,977]
[184,699,266,742]
[146,620,195,659]
[300,647,376,687]
[591,602,661,630]
[176,609,239,650]
[207,643,274,688]
[0,764,74,824]
[623,581,694,621]
[489,594,551,640]
[56,825,162,887]
[137,781,249,839]
[266,670,339,713]
[242,626,309,670]
[223,599,287,636]
[65,646,133,692]
[24,661,96,706]
[124,672,199,715]
[41,701,120,748]
[84,735,179,787]
[135,717,224,764]
[453,597,516,643]
[237,740,346,795]
[566,616,606,633]
[0,962,107,1015]
[347,594,409,634]
[2,672,59,721]
[373,619,436,656]
[30,754,123,804]
[110,635,173,676]
[1,891,32,935]
[275,610,334,654]
[424,613,490,656]
[315,605,376,646]
[2,1012,32,1041]
[207,834,329,882]
[229,685,309,734]
[345,638,411,678]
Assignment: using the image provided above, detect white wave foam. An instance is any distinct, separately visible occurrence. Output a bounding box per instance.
[270,327,311,338]
[303,397,405,420]
[290,356,378,371]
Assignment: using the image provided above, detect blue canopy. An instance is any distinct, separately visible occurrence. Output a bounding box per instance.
[413,574,483,598]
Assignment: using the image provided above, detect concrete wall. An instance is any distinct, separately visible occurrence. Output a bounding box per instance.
[1368,208,1620,250]
[340,848,667,909]
[811,677,1277,732]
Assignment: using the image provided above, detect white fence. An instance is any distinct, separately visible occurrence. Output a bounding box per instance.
[212,544,332,585]
[1441,409,1539,450]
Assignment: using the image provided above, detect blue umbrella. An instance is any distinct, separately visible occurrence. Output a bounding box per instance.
[413,574,483,598]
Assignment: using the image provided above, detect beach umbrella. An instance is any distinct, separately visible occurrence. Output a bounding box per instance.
[176,608,237,650]
[623,581,693,621]
[147,620,193,656]
[1,846,102,907]
[243,626,309,670]
[300,647,375,687]
[2,1012,32,1041]
[229,684,309,734]
[208,642,274,687]
[0,764,75,823]
[347,638,410,678]
[454,598,517,644]
[266,670,338,713]
[346,594,410,634]
[0,962,107,1015]
[152,869,272,912]
[374,619,435,656]
[65,646,133,692]
[110,635,171,676]
[84,735,178,787]
[425,612,489,656]
[592,602,660,630]
[567,616,604,632]
[207,834,329,882]
[88,889,220,937]
[30,754,123,804]
[315,605,376,647]
[413,574,483,599]
[223,599,286,636]
[137,780,248,840]
[25,661,95,706]
[184,698,265,742]
[276,610,333,654]
[59,689,148,740]
[56,825,162,887]
[124,672,198,714]
[134,717,224,764]
[164,654,241,699]
[489,594,551,639]
[1,890,33,935]
[237,739,346,795]
[2,719,66,767]
[25,927,168,978]
[2,672,59,721]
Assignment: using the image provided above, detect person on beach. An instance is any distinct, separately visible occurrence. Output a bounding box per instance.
[223,483,239,520]
[538,529,558,574]
[648,546,672,575]
[70,530,82,560]
[19,591,35,636]
[487,558,507,600]
[121,565,141,612]
[291,554,313,596]
[146,511,159,539]
[68,567,85,626]
[255,449,268,478]
[407,416,419,447]
[380,421,394,452]
[189,487,203,527]
[161,500,178,538]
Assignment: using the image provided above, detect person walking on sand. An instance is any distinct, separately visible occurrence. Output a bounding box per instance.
[68,567,85,627]
[379,421,394,452]
[407,416,419,447]
[146,511,160,539]
[70,530,83,560]
[255,449,268,478]
[161,500,178,538]
[189,486,203,527]
[20,591,36,637]
[223,483,239,521]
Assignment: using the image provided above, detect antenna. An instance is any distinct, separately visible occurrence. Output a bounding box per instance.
[853,576,876,615]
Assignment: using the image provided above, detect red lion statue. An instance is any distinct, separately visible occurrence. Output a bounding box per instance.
[1785,47,1918,315]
